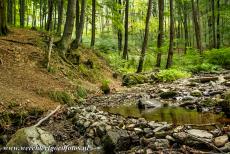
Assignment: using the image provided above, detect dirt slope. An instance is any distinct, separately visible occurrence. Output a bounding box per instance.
[0,28,120,112]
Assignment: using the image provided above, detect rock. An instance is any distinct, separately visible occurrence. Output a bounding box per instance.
[148,121,162,129]
[214,135,229,147]
[7,126,55,154]
[126,124,136,130]
[143,128,152,134]
[102,130,131,152]
[140,137,156,146]
[84,121,91,128]
[153,124,171,133]
[190,77,218,83]
[166,135,176,142]
[149,139,169,150]
[160,91,177,99]
[191,90,202,97]
[154,131,169,139]
[137,99,161,109]
[146,148,153,154]
[94,137,101,146]
[187,129,213,141]
[173,126,184,133]
[173,132,188,141]
[182,96,195,101]
[220,142,230,152]
[122,74,149,86]
[134,128,143,134]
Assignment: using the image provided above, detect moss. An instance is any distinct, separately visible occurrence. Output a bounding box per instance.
[160,91,177,99]
[48,91,74,106]
[122,74,148,86]
[201,98,216,107]
[101,80,110,94]
[191,90,202,97]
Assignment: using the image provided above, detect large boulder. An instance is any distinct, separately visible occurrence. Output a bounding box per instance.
[122,74,149,86]
[102,129,131,153]
[214,135,229,147]
[7,126,56,154]
[137,99,162,109]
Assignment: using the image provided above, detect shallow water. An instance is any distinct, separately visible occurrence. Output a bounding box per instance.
[102,102,223,125]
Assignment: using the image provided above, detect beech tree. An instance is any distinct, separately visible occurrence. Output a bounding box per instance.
[137,0,153,73]
[0,0,8,36]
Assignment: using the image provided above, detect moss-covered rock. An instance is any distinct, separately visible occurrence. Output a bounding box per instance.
[122,74,149,86]
[101,80,110,94]
[160,91,178,99]
[7,126,56,154]
[191,90,202,97]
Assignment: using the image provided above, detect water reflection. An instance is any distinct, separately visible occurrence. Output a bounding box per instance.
[102,102,223,125]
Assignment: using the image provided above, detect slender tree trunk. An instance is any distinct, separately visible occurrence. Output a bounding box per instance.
[137,0,153,73]
[7,0,13,24]
[40,0,43,29]
[211,0,216,48]
[191,0,202,54]
[123,0,129,60]
[183,1,189,54]
[32,1,37,28]
[58,0,76,52]
[0,0,8,36]
[117,0,123,52]
[57,0,63,35]
[19,0,25,27]
[13,0,16,25]
[73,0,86,48]
[75,0,80,34]
[46,0,54,31]
[216,0,220,49]
[156,0,164,67]
[166,0,174,69]
[90,0,96,48]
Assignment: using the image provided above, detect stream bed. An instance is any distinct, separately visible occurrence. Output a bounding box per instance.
[102,101,223,125]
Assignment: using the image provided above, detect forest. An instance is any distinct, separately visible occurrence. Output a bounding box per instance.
[0,0,230,153]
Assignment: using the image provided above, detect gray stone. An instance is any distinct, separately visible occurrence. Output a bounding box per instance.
[187,129,213,140]
[103,130,131,152]
[148,121,162,129]
[7,126,55,154]
[191,90,202,97]
[214,135,229,147]
[220,142,230,152]
[149,139,169,150]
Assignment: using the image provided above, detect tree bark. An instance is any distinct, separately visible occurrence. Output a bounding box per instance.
[156,0,164,67]
[46,0,54,31]
[216,0,220,49]
[191,0,202,54]
[58,0,76,52]
[117,0,123,52]
[123,0,129,60]
[183,1,189,54]
[7,0,13,25]
[90,0,96,48]
[211,0,216,48]
[166,0,174,69]
[57,0,63,35]
[73,0,86,48]
[137,0,153,73]
[19,0,25,27]
[0,0,8,36]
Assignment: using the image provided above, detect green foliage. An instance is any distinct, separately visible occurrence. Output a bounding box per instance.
[185,63,219,73]
[48,91,73,105]
[205,48,230,68]
[156,69,191,82]
[47,66,57,74]
[74,86,88,99]
[101,80,110,94]
[122,74,148,86]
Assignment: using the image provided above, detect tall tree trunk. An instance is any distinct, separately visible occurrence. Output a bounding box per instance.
[19,0,25,27]
[90,0,96,48]
[13,0,16,25]
[191,0,202,54]
[137,0,153,73]
[73,0,86,48]
[216,0,220,49]
[32,1,37,28]
[0,0,8,36]
[183,1,189,54]
[46,0,54,31]
[156,0,164,67]
[57,0,64,35]
[166,0,174,69]
[211,0,216,48]
[7,0,13,24]
[117,0,123,52]
[123,0,129,60]
[40,0,43,29]
[57,0,76,52]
